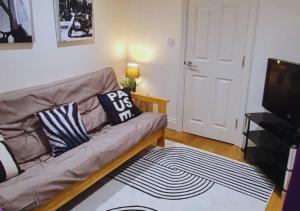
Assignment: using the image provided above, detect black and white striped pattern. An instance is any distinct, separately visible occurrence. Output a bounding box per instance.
[106,205,157,211]
[0,141,21,183]
[36,102,90,157]
[111,147,274,202]
[111,155,214,200]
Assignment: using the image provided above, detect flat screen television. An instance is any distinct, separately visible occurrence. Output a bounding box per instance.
[263,58,300,127]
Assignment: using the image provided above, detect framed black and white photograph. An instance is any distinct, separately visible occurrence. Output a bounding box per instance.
[54,0,94,42]
[0,0,33,44]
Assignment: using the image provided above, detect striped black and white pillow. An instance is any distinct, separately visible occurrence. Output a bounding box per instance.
[36,102,90,157]
[0,138,21,183]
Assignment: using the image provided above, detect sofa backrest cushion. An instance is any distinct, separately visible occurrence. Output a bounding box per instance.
[0,67,119,164]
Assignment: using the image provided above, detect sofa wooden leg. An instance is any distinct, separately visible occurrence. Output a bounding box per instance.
[157,131,165,148]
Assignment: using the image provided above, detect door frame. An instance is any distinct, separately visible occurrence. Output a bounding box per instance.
[176,0,259,147]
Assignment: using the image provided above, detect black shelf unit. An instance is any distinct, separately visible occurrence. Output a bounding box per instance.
[243,112,299,192]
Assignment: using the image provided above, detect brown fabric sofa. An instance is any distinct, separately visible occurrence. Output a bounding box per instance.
[0,68,168,211]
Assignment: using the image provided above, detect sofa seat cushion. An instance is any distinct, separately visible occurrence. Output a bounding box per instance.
[0,112,167,211]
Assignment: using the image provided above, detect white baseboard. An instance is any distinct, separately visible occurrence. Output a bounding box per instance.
[167,118,177,130]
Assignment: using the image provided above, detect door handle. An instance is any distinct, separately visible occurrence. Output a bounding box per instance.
[186,61,197,68]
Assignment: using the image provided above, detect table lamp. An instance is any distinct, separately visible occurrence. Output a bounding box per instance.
[125,63,140,92]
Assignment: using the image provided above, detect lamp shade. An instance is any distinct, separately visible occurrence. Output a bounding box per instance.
[126,63,140,79]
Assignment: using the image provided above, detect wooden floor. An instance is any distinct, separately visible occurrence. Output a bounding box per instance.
[165,129,284,211]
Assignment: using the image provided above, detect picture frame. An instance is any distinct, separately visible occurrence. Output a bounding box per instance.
[0,0,33,44]
[54,0,94,42]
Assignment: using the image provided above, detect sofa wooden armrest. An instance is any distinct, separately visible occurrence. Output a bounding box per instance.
[35,95,169,211]
[131,92,169,113]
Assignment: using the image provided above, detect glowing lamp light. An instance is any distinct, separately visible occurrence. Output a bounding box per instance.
[128,45,155,63]
[114,42,127,59]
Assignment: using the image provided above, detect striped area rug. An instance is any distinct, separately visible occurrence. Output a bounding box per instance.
[72,141,274,211]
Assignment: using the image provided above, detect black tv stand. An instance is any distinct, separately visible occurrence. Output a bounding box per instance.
[242,112,299,192]
[275,122,298,134]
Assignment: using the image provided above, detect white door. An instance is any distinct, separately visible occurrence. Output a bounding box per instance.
[183,0,251,144]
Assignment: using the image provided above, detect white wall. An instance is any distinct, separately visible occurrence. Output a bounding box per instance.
[246,0,300,112]
[126,0,184,129]
[0,0,128,93]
